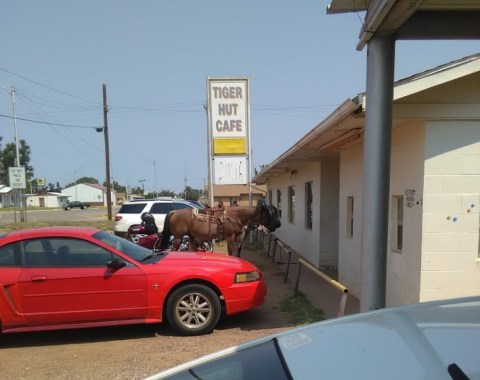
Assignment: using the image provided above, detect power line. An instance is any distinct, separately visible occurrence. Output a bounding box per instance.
[0,113,100,129]
[0,66,101,105]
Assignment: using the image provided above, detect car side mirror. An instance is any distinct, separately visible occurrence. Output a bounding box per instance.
[107,259,127,269]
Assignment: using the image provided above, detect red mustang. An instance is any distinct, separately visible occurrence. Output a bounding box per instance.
[0,227,266,336]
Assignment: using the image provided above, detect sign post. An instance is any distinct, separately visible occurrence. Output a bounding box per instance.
[8,167,26,222]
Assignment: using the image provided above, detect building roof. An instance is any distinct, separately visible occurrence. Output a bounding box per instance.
[0,185,12,194]
[83,183,107,191]
[253,54,480,184]
[26,192,66,197]
[327,0,480,51]
[212,184,267,197]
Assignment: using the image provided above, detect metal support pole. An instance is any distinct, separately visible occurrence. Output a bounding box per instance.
[294,262,302,296]
[338,293,349,317]
[267,234,272,257]
[360,34,396,311]
[284,251,292,284]
[271,238,277,262]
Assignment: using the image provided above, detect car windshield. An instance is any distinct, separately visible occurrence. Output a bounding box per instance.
[93,230,163,263]
[158,339,290,380]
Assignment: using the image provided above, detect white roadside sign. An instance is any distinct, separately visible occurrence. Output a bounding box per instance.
[9,167,26,189]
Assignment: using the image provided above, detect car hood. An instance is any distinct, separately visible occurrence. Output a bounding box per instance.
[276,296,480,379]
[160,250,258,270]
[145,296,480,380]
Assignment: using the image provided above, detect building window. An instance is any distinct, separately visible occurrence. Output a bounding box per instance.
[305,182,313,229]
[276,189,282,218]
[347,196,354,239]
[288,186,295,224]
[392,196,404,252]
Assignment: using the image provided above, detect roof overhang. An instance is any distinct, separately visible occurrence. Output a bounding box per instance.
[253,54,480,185]
[253,98,365,184]
[327,0,480,50]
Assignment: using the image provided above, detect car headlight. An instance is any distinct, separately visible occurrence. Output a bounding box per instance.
[235,270,260,283]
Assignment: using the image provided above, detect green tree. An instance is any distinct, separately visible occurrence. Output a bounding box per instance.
[254,164,267,176]
[0,139,34,183]
[46,182,62,192]
[158,189,176,198]
[64,176,99,188]
[180,186,202,201]
[111,181,125,193]
[29,179,60,194]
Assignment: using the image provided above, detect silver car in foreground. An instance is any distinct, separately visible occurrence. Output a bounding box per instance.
[145,296,480,380]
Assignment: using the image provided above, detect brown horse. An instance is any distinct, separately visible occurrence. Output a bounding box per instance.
[159,199,281,255]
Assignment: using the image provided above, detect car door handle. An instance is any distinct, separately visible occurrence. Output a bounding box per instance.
[31,275,48,282]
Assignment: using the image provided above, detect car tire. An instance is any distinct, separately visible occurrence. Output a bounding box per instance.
[166,284,221,336]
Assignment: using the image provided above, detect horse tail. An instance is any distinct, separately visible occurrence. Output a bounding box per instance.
[159,211,173,250]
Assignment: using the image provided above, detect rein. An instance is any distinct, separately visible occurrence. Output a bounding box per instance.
[225,206,260,231]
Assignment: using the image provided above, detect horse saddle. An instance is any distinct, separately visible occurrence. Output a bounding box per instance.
[192,208,226,223]
[192,208,227,239]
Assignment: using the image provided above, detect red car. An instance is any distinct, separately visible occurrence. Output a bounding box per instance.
[0,227,266,336]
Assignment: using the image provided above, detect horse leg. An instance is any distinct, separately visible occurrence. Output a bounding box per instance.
[226,236,235,256]
[171,235,182,251]
[188,234,195,251]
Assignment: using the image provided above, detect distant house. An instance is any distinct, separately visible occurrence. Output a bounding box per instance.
[26,192,69,208]
[116,192,126,204]
[253,54,480,307]
[205,184,267,207]
[61,183,116,207]
[0,185,14,208]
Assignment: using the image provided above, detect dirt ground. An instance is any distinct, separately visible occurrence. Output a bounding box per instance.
[0,243,296,380]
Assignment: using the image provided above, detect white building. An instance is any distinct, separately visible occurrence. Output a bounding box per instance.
[61,183,116,207]
[253,54,480,307]
[26,192,69,208]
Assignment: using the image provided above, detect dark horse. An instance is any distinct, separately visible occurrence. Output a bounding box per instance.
[159,199,281,255]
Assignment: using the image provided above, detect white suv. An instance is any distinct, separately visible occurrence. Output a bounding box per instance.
[114,198,202,240]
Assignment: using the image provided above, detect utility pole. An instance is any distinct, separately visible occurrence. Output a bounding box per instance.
[153,160,158,198]
[184,161,187,199]
[1,84,24,221]
[103,84,112,220]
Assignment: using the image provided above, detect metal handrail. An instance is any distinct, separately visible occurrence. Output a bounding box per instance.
[258,231,349,317]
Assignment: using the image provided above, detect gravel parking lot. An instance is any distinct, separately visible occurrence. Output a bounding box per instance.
[0,241,295,380]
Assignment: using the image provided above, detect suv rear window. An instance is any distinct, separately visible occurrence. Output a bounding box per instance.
[174,203,193,210]
[118,203,147,213]
[149,203,174,213]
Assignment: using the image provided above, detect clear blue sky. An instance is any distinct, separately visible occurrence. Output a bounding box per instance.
[1,1,479,194]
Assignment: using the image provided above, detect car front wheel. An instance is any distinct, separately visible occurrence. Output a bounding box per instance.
[166,284,221,336]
